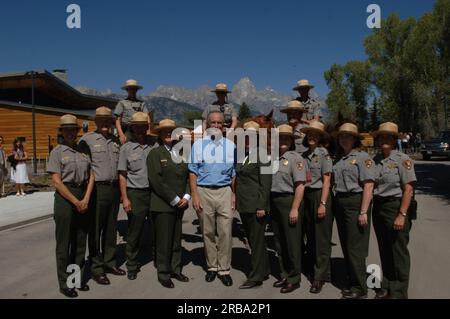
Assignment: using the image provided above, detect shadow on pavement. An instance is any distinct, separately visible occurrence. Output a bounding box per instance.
[415,162,450,203]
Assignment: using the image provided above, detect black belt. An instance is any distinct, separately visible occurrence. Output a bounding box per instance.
[127,187,150,191]
[199,185,230,190]
[374,196,401,202]
[64,182,87,188]
[95,180,119,186]
[336,192,362,198]
[271,192,294,196]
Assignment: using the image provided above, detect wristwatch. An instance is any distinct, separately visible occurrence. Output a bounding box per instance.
[399,211,407,217]
[320,200,327,207]
[360,211,367,216]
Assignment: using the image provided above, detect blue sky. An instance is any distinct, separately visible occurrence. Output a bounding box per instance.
[0,0,434,97]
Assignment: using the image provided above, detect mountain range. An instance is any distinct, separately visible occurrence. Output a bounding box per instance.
[76,77,329,123]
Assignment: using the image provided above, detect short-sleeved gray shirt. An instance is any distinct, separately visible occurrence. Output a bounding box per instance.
[373,150,417,197]
[333,149,375,193]
[271,151,307,193]
[47,144,91,184]
[118,141,154,189]
[114,99,149,125]
[303,147,332,189]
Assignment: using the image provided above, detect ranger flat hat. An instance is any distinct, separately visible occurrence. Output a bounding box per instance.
[277,124,299,139]
[95,106,113,118]
[211,83,231,94]
[154,119,177,133]
[371,122,399,138]
[280,100,306,114]
[336,122,363,139]
[176,127,192,141]
[293,79,314,91]
[121,79,143,91]
[130,112,149,125]
[300,120,329,138]
[59,114,80,129]
[243,121,260,133]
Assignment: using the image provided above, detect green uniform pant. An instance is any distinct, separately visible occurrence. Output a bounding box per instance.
[90,184,121,276]
[304,188,333,282]
[54,187,90,289]
[373,197,411,299]
[240,213,270,282]
[152,210,184,281]
[270,193,303,285]
[126,188,151,272]
[335,192,371,294]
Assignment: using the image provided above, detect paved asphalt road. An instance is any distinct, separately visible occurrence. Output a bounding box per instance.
[0,160,449,299]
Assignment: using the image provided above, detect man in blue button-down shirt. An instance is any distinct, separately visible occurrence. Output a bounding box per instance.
[189,111,236,287]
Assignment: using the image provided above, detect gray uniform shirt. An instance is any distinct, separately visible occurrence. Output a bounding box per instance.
[271,151,307,193]
[294,123,309,154]
[296,96,322,121]
[114,99,149,125]
[304,147,333,189]
[333,149,375,193]
[0,147,5,169]
[118,141,153,189]
[373,150,417,198]
[79,132,120,182]
[202,103,237,127]
[47,144,91,184]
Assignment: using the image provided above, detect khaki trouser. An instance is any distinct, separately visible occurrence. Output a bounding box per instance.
[198,186,233,276]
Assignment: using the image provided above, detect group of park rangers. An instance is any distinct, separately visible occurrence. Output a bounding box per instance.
[48,78,416,299]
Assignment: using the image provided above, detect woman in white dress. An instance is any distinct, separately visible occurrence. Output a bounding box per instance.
[10,138,30,196]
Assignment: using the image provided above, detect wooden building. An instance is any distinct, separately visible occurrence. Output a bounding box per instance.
[0,70,118,159]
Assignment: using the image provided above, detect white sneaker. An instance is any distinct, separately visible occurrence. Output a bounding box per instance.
[16,192,21,196]
[21,192,26,196]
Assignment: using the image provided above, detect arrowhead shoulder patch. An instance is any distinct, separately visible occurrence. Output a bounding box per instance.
[403,160,412,170]
[297,161,304,171]
[365,159,373,168]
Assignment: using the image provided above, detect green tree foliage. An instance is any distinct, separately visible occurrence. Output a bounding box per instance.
[238,102,252,120]
[183,110,203,126]
[325,0,450,137]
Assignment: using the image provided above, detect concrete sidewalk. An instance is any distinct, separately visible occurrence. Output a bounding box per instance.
[0,192,54,230]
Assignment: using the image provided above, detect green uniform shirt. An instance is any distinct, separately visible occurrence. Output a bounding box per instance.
[303,146,333,189]
[47,144,91,184]
[295,96,322,121]
[79,132,120,182]
[118,141,154,189]
[236,148,272,212]
[271,151,307,193]
[114,99,150,125]
[294,123,309,154]
[332,149,375,193]
[202,103,237,127]
[373,150,417,198]
[147,145,190,212]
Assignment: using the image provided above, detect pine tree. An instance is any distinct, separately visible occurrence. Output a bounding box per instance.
[238,102,252,120]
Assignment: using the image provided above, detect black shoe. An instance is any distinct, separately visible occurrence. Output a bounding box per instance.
[77,284,90,292]
[273,278,287,288]
[105,267,126,276]
[341,291,368,299]
[205,271,217,282]
[171,273,189,282]
[218,275,233,287]
[92,274,110,285]
[375,289,390,299]
[280,282,300,294]
[127,271,138,280]
[309,281,324,294]
[341,288,352,295]
[239,280,262,289]
[158,278,175,289]
[60,288,78,298]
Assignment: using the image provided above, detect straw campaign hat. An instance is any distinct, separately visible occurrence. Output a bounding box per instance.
[243,121,260,133]
[59,114,80,129]
[95,106,113,118]
[280,100,306,114]
[277,124,299,139]
[121,79,143,91]
[293,79,314,91]
[371,122,399,138]
[211,83,231,94]
[130,112,149,125]
[336,122,363,139]
[300,120,329,138]
[154,119,177,133]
